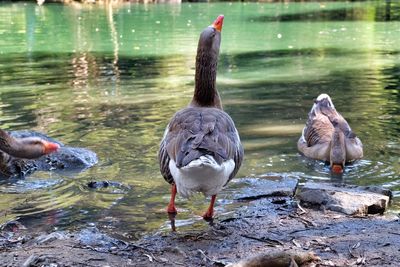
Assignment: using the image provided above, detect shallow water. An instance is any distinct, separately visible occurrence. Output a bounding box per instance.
[0,1,399,237]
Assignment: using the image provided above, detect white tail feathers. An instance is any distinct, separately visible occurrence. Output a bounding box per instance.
[316,93,331,101]
[169,156,235,198]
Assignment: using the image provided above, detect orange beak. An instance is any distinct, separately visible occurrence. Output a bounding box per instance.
[331,164,344,174]
[211,15,224,32]
[43,141,60,154]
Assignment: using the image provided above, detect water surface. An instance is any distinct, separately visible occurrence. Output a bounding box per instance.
[0,1,399,237]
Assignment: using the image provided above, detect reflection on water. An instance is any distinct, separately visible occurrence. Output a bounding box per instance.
[0,1,399,238]
[254,1,400,22]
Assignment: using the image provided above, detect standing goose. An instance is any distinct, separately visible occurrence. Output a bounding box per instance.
[297,94,363,174]
[158,15,243,220]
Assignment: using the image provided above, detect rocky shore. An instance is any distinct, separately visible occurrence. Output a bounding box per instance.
[1,176,399,267]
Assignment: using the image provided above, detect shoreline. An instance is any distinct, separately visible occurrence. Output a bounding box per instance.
[1,183,399,266]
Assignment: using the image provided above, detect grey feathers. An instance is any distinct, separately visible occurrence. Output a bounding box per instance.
[159,107,243,185]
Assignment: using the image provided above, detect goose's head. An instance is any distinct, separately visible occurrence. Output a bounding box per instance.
[196,15,224,64]
[16,137,60,159]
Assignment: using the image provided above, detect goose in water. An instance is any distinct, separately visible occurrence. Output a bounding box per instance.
[0,129,59,176]
[297,94,363,174]
[0,129,59,159]
[158,15,243,220]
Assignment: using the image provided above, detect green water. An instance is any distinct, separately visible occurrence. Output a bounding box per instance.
[0,1,399,237]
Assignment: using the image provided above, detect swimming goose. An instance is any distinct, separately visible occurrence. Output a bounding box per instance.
[0,129,59,159]
[158,15,243,220]
[0,129,60,177]
[297,94,363,174]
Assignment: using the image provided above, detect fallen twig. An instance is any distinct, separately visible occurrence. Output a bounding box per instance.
[87,258,106,262]
[197,249,213,262]
[240,234,283,246]
[296,202,307,215]
[144,253,154,262]
[289,214,317,227]
[171,261,185,266]
[289,226,330,234]
[143,252,168,263]
[197,249,228,265]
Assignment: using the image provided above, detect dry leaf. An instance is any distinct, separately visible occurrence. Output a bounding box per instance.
[352,242,361,249]
[144,254,153,262]
[356,256,366,265]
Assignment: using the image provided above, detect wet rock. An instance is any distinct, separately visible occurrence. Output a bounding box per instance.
[0,220,28,247]
[232,175,299,200]
[297,182,391,215]
[0,220,26,232]
[35,231,67,244]
[42,147,98,170]
[1,130,98,178]
[77,227,128,252]
[358,185,392,200]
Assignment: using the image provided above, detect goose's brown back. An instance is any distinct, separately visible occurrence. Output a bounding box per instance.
[304,111,334,147]
[304,102,354,147]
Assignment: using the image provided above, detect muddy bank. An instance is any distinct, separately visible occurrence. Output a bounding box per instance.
[1,190,399,266]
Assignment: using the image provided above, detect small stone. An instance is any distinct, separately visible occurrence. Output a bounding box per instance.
[36,232,66,244]
[159,257,168,263]
[164,246,187,257]
[22,255,40,267]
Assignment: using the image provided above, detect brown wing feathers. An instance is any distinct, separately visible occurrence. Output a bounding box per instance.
[304,114,333,147]
[304,99,358,148]
[158,140,173,184]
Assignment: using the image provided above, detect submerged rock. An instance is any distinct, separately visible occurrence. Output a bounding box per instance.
[0,130,97,178]
[77,227,128,252]
[0,220,27,232]
[297,182,391,215]
[87,180,123,189]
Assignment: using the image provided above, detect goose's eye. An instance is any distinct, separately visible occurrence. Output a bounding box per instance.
[210,28,216,38]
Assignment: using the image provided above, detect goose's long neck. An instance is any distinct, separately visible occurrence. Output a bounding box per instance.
[191,49,222,109]
[330,127,346,163]
[0,129,21,157]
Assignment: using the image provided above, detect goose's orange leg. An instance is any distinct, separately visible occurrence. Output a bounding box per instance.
[203,195,217,220]
[167,184,177,214]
